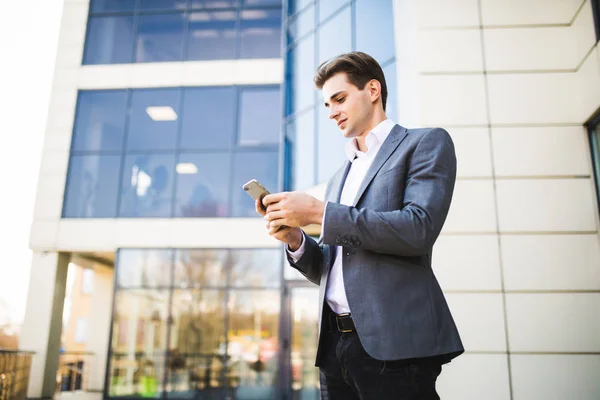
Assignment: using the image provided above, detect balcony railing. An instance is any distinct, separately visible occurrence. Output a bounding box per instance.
[0,349,35,400]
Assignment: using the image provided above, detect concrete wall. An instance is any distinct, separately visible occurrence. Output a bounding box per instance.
[394,0,600,399]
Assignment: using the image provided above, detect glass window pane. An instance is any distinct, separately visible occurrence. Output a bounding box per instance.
[117,249,173,288]
[139,0,188,11]
[226,290,280,398]
[244,0,281,6]
[191,0,238,8]
[108,289,170,397]
[383,61,397,122]
[175,153,232,217]
[317,5,350,65]
[119,154,176,217]
[318,0,347,22]
[288,35,315,115]
[288,0,312,16]
[231,151,279,217]
[286,109,315,190]
[238,87,281,146]
[72,90,128,152]
[187,11,237,61]
[90,0,136,13]
[239,9,282,59]
[167,289,227,398]
[126,88,180,151]
[174,250,228,288]
[287,4,314,42]
[230,249,281,288]
[181,87,236,150]
[356,0,395,64]
[317,103,346,183]
[63,155,121,217]
[84,16,135,65]
[136,13,185,62]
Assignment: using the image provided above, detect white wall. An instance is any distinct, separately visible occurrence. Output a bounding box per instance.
[394,0,600,399]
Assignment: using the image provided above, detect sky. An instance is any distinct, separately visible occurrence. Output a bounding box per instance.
[0,0,64,325]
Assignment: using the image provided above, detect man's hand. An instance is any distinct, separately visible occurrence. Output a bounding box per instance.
[255,199,303,251]
[262,191,325,228]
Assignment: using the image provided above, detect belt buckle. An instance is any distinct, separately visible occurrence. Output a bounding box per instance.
[336,313,353,333]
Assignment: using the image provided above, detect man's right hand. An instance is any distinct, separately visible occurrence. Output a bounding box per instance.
[255,199,303,251]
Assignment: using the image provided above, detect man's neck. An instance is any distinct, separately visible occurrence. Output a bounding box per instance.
[355,112,388,152]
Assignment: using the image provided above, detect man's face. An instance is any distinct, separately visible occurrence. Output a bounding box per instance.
[322,72,373,139]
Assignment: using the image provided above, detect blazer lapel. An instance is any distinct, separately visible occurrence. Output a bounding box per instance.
[351,125,408,207]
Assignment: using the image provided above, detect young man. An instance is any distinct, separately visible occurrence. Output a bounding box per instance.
[258,51,463,399]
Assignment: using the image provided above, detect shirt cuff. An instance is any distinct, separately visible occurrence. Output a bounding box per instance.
[286,233,306,262]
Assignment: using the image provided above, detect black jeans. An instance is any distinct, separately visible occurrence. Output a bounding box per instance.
[319,314,443,400]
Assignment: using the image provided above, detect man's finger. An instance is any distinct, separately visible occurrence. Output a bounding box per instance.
[255,199,266,216]
[263,192,285,206]
[264,210,283,222]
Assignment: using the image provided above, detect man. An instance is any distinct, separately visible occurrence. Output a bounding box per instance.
[258,52,463,399]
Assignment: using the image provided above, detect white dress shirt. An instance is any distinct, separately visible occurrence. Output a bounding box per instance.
[288,119,396,314]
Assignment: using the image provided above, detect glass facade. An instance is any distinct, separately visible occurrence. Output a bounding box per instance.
[283,0,397,191]
[83,0,282,64]
[63,86,281,218]
[107,248,282,399]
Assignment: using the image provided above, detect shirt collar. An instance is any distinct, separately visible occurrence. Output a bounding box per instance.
[345,119,396,161]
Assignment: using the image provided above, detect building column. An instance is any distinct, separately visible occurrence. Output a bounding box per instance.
[20,252,70,399]
[86,263,115,393]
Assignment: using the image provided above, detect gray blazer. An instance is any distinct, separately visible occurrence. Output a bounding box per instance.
[287,124,464,365]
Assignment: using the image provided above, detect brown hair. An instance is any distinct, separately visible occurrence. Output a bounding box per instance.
[314,51,388,112]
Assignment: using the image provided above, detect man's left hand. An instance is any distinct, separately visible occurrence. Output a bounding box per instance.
[262,191,325,229]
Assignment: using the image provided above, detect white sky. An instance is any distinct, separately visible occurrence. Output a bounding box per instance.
[0,0,64,324]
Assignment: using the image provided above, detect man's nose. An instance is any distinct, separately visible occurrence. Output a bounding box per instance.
[329,106,339,120]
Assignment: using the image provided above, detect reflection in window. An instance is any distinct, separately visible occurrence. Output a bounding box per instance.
[187,11,237,61]
[287,4,314,43]
[136,13,186,62]
[240,9,282,59]
[63,155,121,217]
[90,0,135,13]
[239,87,282,146]
[84,16,135,64]
[230,249,281,287]
[126,89,180,151]
[175,153,232,217]
[167,290,227,397]
[108,289,170,397]
[139,0,188,11]
[317,5,351,65]
[181,87,237,150]
[117,249,173,288]
[286,109,315,190]
[72,90,128,152]
[174,249,228,288]
[356,0,395,64]
[120,154,176,217]
[288,36,315,115]
[227,290,280,398]
[231,151,279,217]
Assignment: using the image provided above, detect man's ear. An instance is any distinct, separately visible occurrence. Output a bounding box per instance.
[368,79,381,104]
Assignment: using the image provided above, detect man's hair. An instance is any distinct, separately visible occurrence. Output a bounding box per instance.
[314,51,388,112]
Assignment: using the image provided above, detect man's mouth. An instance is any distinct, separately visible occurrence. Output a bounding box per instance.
[337,119,347,128]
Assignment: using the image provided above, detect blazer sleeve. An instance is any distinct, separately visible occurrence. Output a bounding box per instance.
[286,231,326,285]
[321,128,457,257]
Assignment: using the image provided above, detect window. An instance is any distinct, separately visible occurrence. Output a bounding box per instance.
[64,86,281,218]
[108,248,282,398]
[82,269,95,294]
[74,318,88,343]
[83,0,282,65]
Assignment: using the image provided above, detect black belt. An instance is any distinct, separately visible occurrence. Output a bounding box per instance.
[328,310,356,333]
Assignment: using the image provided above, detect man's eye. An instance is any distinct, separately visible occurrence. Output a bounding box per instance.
[338,97,345,103]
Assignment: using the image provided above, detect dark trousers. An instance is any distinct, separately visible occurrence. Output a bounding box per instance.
[319,308,443,400]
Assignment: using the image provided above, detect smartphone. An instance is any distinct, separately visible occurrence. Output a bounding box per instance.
[242,179,270,212]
